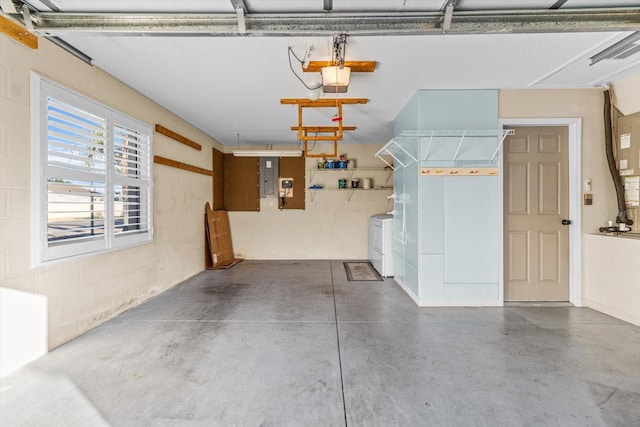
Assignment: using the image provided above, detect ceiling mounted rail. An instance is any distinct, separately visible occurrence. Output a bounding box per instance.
[18,8,640,36]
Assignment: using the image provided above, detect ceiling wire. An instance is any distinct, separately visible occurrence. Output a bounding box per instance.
[287,47,322,90]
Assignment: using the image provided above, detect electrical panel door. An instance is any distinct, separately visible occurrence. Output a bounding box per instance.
[259,157,279,198]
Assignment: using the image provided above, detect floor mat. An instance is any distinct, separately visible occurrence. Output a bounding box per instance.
[343,261,383,281]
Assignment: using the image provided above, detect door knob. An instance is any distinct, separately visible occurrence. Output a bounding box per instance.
[561,219,572,225]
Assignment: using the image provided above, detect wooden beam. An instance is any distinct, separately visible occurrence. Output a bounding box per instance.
[298,103,344,141]
[303,61,377,72]
[280,98,368,106]
[155,124,202,151]
[154,155,213,176]
[0,15,38,49]
[304,130,338,157]
[290,126,356,131]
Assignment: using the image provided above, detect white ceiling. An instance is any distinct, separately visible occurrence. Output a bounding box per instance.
[12,0,640,147]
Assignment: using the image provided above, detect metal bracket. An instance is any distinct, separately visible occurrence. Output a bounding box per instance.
[229,0,247,12]
[0,0,19,14]
[443,2,454,32]
[21,6,34,32]
[441,0,461,32]
[230,0,247,34]
[490,129,515,161]
[235,7,246,34]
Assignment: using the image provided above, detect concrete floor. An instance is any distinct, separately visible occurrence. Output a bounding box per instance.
[2,260,639,426]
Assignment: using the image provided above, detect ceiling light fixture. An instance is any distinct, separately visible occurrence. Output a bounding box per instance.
[232,149,302,157]
[321,33,351,93]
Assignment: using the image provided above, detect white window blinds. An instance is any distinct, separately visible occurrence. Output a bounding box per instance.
[46,96,108,247]
[33,75,153,263]
[112,117,152,246]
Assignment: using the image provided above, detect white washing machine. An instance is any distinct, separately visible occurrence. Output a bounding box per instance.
[369,214,394,277]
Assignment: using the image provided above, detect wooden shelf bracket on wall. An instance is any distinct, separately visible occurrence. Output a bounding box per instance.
[280,98,368,157]
[154,155,213,176]
[155,124,202,151]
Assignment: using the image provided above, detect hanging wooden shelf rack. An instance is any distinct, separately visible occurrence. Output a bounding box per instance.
[281,98,368,157]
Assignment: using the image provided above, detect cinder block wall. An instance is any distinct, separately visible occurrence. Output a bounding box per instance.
[0,35,222,370]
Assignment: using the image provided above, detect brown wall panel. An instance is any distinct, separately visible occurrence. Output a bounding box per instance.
[279,157,306,210]
[212,148,225,210]
[223,154,260,211]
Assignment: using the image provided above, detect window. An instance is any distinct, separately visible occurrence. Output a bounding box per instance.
[31,74,152,263]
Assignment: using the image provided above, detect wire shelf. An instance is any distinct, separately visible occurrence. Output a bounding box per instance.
[375,129,515,169]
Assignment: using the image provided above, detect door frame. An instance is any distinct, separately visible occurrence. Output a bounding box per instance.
[498,118,582,306]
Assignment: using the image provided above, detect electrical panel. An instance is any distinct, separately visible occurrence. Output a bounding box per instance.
[259,157,279,198]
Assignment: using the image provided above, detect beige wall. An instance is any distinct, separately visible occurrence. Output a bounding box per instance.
[612,72,640,115]
[0,35,222,363]
[583,235,640,326]
[499,89,614,234]
[500,85,640,325]
[228,143,393,259]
